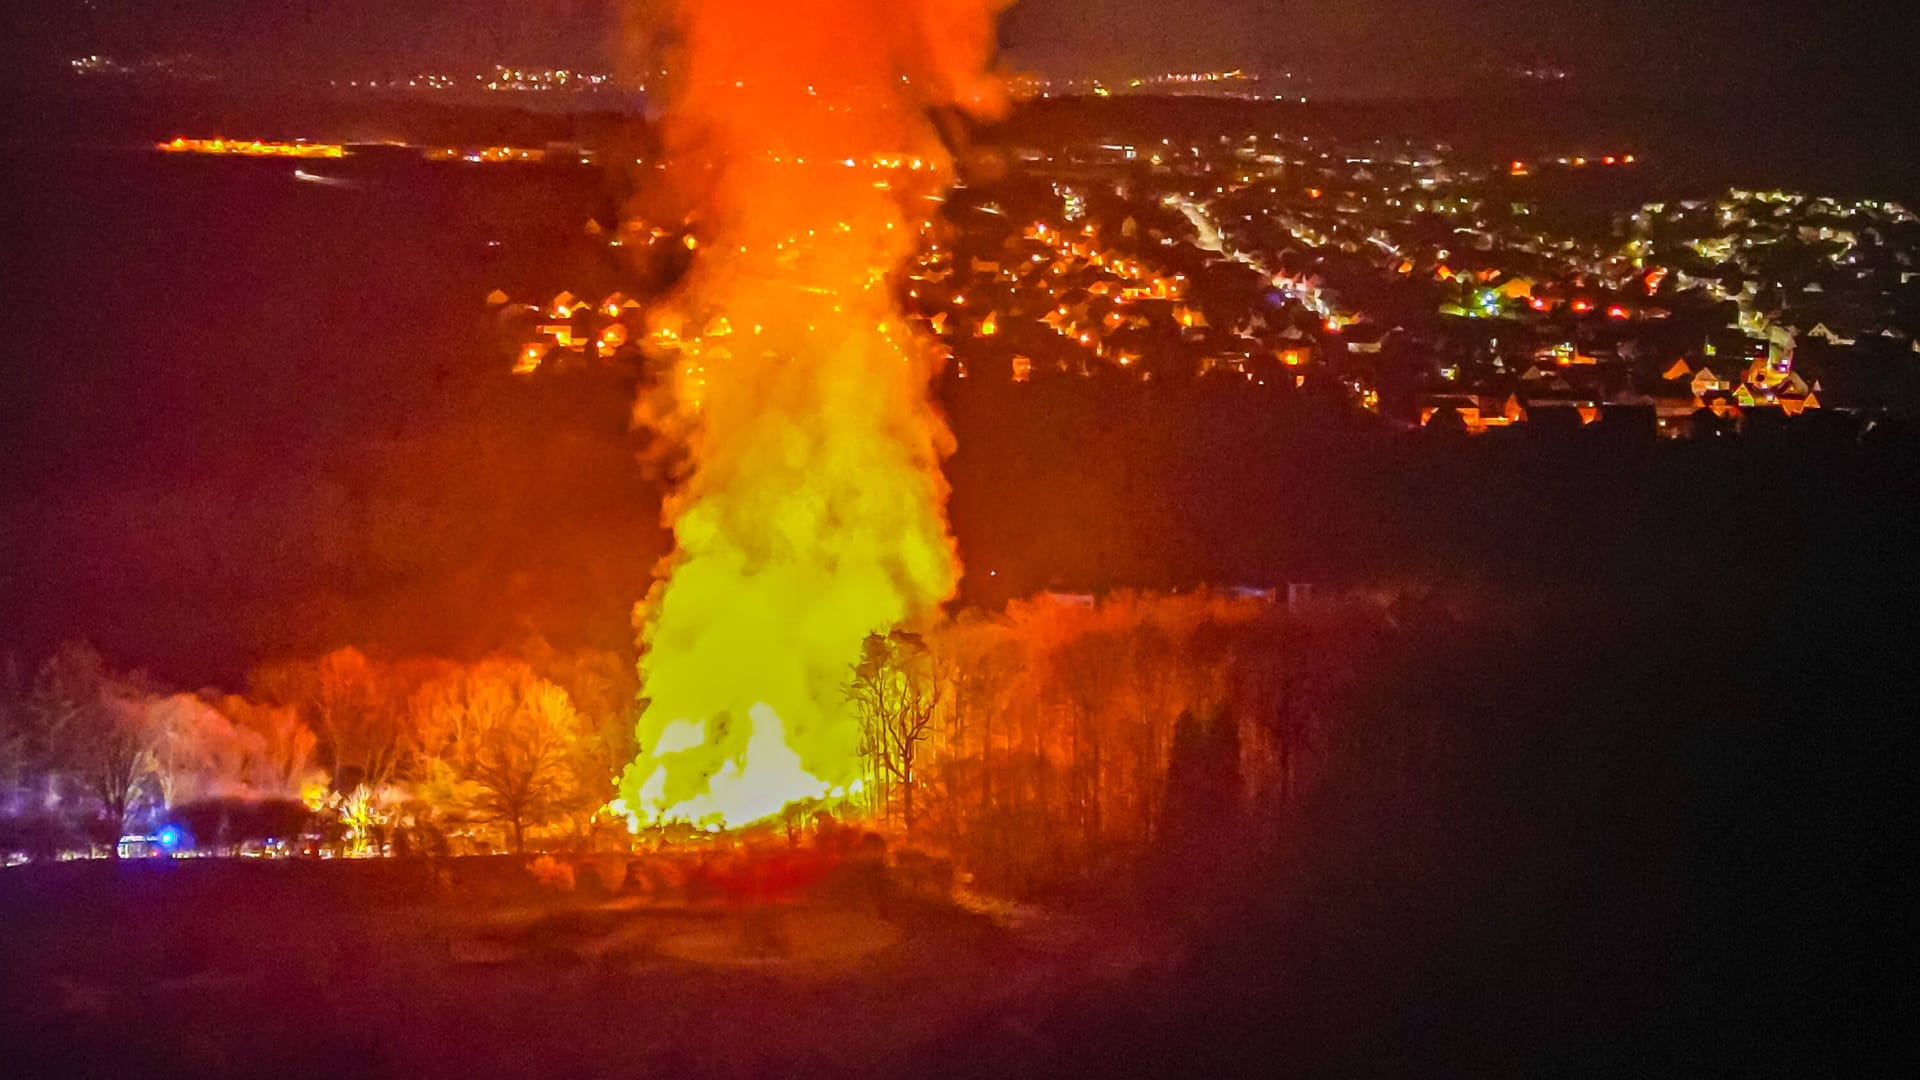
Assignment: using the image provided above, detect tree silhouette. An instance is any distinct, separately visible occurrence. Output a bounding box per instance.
[32,645,160,849]
[847,630,942,835]
[0,655,29,795]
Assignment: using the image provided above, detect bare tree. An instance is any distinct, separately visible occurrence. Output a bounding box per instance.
[145,693,322,808]
[847,630,941,835]
[31,646,160,849]
[150,693,240,809]
[1049,629,1129,845]
[0,655,29,795]
[74,696,159,847]
[517,639,636,828]
[27,642,107,749]
[254,647,402,792]
[411,662,589,853]
[467,680,581,854]
[216,696,321,798]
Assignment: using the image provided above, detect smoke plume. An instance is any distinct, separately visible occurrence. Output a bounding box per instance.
[614,1,1011,828]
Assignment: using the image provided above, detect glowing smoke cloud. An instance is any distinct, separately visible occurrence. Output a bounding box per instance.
[614,1,1010,829]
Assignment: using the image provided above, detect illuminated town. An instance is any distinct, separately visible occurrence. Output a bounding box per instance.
[487,127,1915,438]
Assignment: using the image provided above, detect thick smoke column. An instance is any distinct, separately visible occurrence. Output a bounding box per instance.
[614,1,1010,828]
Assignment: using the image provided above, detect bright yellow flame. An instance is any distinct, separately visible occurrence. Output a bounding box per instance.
[299,781,329,812]
[615,1,1009,830]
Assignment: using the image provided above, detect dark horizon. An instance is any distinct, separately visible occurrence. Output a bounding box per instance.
[4,0,1913,101]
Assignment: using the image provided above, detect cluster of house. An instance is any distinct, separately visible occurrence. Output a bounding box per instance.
[1413,322,1832,439]
[479,126,1913,440]
[493,289,642,374]
[1634,190,1918,356]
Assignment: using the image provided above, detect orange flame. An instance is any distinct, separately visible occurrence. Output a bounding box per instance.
[613,1,1010,830]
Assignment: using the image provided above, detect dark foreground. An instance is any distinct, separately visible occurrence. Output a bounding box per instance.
[0,857,1182,1079]
[5,565,1915,1080]
[6,479,1919,1079]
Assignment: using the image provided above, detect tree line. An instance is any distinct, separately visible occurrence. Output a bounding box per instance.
[0,639,637,858]
[847,590,1397,893]
[4,590,1409,888]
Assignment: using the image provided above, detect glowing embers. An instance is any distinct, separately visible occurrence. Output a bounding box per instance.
[158,137,345,158]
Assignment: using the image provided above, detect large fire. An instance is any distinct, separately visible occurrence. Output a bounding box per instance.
[612,1,1010,830]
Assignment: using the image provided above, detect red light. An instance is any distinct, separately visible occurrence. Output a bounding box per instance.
[1570,299,1593,313]
[1608,305,1630,320]
[1603,156,1617,166]
[1529,297,1550,312]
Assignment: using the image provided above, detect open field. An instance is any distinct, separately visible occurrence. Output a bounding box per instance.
[0,857,1179,1079]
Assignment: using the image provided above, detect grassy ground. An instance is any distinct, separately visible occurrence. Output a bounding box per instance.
[0,857,1169,1079]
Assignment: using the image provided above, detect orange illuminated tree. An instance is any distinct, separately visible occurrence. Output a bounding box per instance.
[847,630,942,835]
[253,647,404,793]
[410,661,597,853]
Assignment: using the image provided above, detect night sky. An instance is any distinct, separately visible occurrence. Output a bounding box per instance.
[0,0,1912,682]
[6,0,1909,98]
